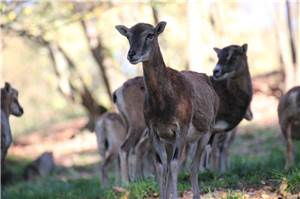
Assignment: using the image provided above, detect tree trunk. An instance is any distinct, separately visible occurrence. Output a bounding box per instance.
[46,44,77,102]
[151,2,159,25]
[80,19,113,105]
[51,43,107,131]
[272,1,296,91]
[7,27,107,131]
[286,0,299,85]
[286,0,297,67]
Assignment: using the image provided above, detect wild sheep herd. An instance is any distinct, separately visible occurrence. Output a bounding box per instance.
[1,22,299,199]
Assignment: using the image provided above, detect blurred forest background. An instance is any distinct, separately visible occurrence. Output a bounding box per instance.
[1,1,300,198]
[1,0,299,136]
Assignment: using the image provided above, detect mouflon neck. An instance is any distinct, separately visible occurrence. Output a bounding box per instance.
[142,40,173,103]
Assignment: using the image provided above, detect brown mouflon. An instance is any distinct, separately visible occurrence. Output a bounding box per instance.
[208,44,253,173]
[278,86,300,169]
[1,82,24,169]
[116,22,219,199]
[95,112,126,186]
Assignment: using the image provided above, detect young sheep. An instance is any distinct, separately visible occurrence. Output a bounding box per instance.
[1,82,24,169]
[112,76,146,182]
[95,112,126,186]
[278,86,300,169]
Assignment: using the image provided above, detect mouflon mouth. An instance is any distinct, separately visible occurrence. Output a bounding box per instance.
[213,71,235,81]
[212,74,225,81]
[127,57,141,65]
[14,110,24,117]
[213,73,222,80]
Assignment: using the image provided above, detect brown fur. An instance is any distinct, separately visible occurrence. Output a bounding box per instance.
[113,76,146,181]
[113,75,195,182]
[278,86,300,169]
[210,128,236,172]
[211,45,252,132]
[1,82,24,169]
[209,106,252,173]
[95,112,126,186]
[143,47,218,199]
[116,22,219,199]
[208,44,253,173]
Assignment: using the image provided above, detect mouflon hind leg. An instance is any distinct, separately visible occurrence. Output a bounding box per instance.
[285,123,294,169]
[190,132,211,199]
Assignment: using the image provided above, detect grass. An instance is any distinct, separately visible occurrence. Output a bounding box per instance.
[2,128,300,199]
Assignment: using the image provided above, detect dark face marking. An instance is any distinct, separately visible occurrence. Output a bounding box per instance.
[115,22,166,64]
[213,44,248,81]
[1,82,24,117]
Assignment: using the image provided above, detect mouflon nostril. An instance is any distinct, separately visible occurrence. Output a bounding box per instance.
[128,50,136,59]
[213,64,222,77]
[213,68,221,76]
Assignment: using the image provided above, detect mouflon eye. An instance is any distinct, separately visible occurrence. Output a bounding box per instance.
[146,33,154,40]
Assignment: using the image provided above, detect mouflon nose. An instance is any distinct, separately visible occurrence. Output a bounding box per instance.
[213,65,222,77]
[128,50,136,59]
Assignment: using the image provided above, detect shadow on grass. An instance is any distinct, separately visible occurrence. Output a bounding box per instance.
[2,156,32,185]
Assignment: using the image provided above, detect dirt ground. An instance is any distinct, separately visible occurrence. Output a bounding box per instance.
[10,117,99,167]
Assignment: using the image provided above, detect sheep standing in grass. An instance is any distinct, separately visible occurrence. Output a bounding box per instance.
[278,86,300,169]
[1,82,24,169]
[95,112,126,186]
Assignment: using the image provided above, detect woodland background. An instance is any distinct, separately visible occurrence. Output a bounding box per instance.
[1,1,299,198]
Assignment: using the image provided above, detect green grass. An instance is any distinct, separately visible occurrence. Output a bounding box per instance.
[2,128,300,199]
[2,177,110,199]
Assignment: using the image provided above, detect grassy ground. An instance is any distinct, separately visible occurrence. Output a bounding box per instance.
[2,127,300,199]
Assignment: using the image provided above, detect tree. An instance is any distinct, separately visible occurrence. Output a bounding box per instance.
[272,0,299,91]
[80,19,113,105]
[1,1,109,130]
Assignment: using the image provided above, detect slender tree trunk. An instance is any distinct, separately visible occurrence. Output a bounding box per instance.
[272,2,296,91]
[286,0,300,85]
[9,27,107,130]
[46,44,76,102]
[151,2,159,25]
[79,83,107,131]
[209,1,224,44]
[80,19,113,105]
[52,43,107,130]
[286,0,297,66]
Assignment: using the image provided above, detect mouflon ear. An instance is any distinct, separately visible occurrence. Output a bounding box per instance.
[213,47,221,54]
[155,21,167,35]
[241,43,248,53]
[4,82,11,92]
[115,25,129,37]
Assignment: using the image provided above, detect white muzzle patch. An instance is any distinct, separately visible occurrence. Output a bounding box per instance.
[213,120,229,131]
